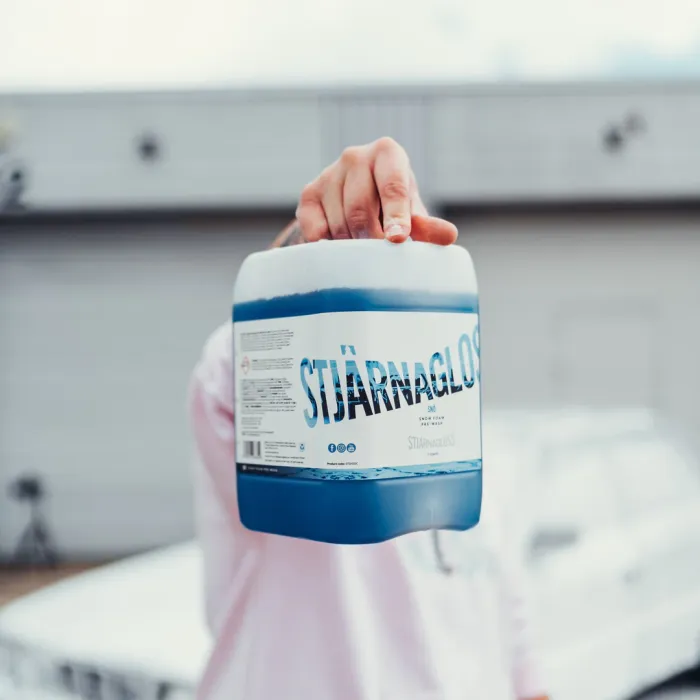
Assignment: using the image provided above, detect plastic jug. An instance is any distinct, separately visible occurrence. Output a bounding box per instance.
[232,238,482,544]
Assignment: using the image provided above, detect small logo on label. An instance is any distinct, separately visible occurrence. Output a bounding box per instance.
[337,443,346,454]
[241,356,250,374]
[346,443,356,453]
[299,443,306,452]
[328,443,337,453]
[408,433,456,450]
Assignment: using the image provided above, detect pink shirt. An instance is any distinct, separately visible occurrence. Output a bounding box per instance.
[189,323,546,700]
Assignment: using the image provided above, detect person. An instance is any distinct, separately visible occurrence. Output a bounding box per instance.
[189,137,550,700]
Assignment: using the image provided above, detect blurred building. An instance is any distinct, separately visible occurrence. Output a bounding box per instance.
[1,11,700,558]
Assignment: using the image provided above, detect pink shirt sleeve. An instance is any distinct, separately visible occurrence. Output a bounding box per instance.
[500,555,548,698]
[188,323,263,636]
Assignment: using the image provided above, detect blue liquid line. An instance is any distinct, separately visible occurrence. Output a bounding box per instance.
[233,287,478,322]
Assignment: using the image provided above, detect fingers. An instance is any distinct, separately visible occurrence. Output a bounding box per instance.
[410,174,430,217]
[296,183,329,242]
[371,137,412,242]
[320,165,350,239]
[343,157,383,239]
[409,215,459,246]
[296,138,457,247]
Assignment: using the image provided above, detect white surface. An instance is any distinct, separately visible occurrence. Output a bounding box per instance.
[488,410,700,700]
[0,542,209,684]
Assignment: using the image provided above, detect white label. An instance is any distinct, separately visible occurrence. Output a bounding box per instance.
[233,311,481,476]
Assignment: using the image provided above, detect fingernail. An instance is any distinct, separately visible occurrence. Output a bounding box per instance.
[357,229,370,239]
[385,224,407,242]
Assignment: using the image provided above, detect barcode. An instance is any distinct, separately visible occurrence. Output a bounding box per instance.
[243,440,262,458]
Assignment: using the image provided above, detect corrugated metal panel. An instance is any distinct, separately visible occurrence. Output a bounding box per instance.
[1,92,325,210]
[430,88,700,202]
[321,96,430,195]
[2,84,700,212]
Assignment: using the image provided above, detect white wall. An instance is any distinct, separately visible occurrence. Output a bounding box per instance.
[455,209,700,454]
[0,215,287,559]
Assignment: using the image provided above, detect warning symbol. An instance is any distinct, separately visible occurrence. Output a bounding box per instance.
[241,356,251,374]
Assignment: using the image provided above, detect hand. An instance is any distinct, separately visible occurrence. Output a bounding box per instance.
[275,137,458,247]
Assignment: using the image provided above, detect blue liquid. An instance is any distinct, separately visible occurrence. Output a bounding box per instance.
[234,287,482,544]
[238,469,482,544]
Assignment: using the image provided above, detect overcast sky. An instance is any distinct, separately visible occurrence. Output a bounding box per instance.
[1,0,699,90]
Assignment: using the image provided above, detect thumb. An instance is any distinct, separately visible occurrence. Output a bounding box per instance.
[409,215,459,246]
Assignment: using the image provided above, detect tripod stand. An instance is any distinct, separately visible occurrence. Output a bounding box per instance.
[8,476,59,567]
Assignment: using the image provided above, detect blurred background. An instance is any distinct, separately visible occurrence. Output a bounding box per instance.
[1,1,700,699]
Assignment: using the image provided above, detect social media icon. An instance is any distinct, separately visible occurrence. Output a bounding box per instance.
[337,443,346,454]
[346,443,356,453]
[328,443,337,453]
